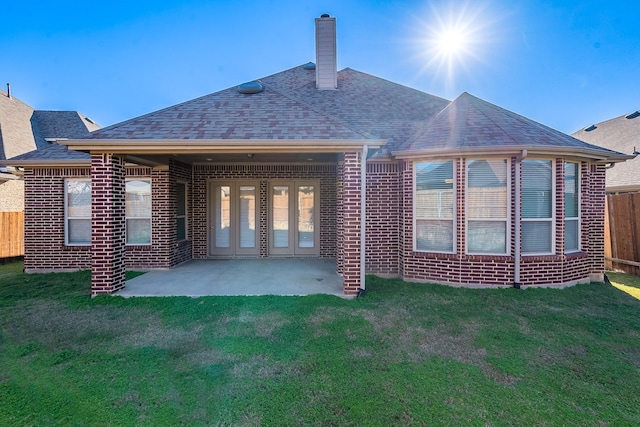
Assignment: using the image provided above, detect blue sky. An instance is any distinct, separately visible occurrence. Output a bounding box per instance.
[2,0,638,134]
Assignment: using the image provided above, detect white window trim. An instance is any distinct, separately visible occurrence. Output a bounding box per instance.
[521,159,556,256]
[176,180,189,242]
[564,161,581,254]
[64,178,92,246]
[125,178,152,246]
[413,159,457,254]
[465,158,511,256]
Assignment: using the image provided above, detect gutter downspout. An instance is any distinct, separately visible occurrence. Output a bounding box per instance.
[514,149,527,289]
[360,145,368,294]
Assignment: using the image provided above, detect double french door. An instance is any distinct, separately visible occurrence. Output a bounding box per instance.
[209,181,319,257]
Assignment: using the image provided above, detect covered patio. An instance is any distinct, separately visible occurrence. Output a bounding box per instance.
[116,258,345,297]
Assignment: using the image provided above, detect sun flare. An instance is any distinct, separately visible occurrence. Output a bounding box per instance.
[435,27,470,57]
[409,2,495,88]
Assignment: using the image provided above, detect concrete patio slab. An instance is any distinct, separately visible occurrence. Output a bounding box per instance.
[116,258,345,297]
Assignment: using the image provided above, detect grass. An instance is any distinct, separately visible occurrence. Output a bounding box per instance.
[1,261,639,426]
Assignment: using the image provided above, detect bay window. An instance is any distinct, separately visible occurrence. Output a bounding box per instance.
[522,160,554,254]
[414,160,455,253]
[467,159,509,254]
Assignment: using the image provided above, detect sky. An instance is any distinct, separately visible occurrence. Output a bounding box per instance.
[1,0,638,135]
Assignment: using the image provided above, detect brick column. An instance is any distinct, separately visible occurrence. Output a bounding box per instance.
[341,151,362,295]
[336,161,344,275]
[91,153,126,295]
[587,163,606,280]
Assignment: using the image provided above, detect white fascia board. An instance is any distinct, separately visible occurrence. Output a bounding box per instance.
[392,145,633,162]
[59,139,387,153]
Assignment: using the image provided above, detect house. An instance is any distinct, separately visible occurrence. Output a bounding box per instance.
[5,15,631,296]
[572,111,640,193]
[573,112,640,274]
[0,87,99,258]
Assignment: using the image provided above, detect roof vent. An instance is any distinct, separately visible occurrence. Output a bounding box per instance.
[625,110,640,119]
[584,124,597,132]
[84,116,96,124]
[303,62,316,70]
[237,81,263,94]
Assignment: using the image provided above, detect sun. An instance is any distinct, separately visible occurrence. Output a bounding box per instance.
[408,2,495,88]
[435,26,470,57]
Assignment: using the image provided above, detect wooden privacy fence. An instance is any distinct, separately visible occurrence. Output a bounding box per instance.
[0,211,24,258]
[605,193,640,275]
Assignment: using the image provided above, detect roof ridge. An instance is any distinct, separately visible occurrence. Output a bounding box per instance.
[460,93,520,146]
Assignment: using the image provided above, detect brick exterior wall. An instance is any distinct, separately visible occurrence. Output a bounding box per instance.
[22,153,607,293]
[23,167,92,271]
[365,161,400,276]
[22,163,190,273]
[91,154,126,295]
[191,163,338,260]
[396,157,605,287]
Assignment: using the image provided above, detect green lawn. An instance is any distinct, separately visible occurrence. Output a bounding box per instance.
[1,261,639,426]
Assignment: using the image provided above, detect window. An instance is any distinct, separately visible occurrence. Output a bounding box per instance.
[125,180,152,245]
[564,162,579,252]
[176,182,188,241]
[522,160,554,254]
[414,160,455,253]
[65,179,91,245]
[467,159,509,254]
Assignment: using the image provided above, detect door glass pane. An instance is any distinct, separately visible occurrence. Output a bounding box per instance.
[298,185,314,248]
[215,186,230,248]
[239,186,256,248]
[272,185,289,248]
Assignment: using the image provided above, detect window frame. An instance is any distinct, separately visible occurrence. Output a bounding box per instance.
[465,158,511,256]
[413,159,456,254]
[176,180,188,242]
[521,159,556,256]
[64,178,92,246]
[564,161,580,253]
[125,178,152,246]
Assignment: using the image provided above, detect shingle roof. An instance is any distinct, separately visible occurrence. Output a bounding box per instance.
[0,89,99,163]
[8,65,627,166]
[400,92,625,157]
[572,112,640,191]
[89,65,450,151]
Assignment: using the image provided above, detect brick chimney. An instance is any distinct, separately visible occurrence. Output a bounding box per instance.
[315,14,337,90]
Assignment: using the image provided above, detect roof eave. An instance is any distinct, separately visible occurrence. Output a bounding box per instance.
[2,159,90,167]
[391,145,633,162]
[60,139,387,154]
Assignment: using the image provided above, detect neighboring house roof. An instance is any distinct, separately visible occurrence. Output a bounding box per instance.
[572,111,640,192]
[0,89,99,167]
[397,92,627,160]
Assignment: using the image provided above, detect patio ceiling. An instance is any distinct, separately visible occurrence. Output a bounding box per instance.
[125,152,340,166]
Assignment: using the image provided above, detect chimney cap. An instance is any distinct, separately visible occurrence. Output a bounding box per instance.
[320,13,330,18]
